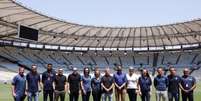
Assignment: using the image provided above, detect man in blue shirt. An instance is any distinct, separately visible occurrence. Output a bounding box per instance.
[26,65,42,101]
[167,67,181,101]
[154,67,168,101]
[113,66,127,101]
[12,66,26,101]
[180,68,196,101]
[42,63,56,101]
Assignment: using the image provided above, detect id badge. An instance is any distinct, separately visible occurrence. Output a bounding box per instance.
[186,84,188,87]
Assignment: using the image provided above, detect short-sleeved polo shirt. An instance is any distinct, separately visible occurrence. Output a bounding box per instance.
[181,75,196,93]
[81,75,91,92]
[67,73,81,93]
[42,70,56,91]
[26,72,41,93]
[113,72,127,86]
[12,74,26,96]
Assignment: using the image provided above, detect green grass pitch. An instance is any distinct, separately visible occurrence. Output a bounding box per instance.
[0,82,200,101]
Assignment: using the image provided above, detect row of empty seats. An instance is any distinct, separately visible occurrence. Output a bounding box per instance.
[0,47,200,73]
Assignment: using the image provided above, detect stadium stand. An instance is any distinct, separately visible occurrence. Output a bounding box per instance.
[0,0,201,83]
[0,47,200,72]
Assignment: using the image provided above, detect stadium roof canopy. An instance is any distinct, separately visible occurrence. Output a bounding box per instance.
[0,0,201,51]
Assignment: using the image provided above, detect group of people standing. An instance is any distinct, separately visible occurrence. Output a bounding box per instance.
[11,64,196,101]
[154,67,196,101]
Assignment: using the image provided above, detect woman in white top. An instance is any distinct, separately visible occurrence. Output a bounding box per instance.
[126,67,140,101]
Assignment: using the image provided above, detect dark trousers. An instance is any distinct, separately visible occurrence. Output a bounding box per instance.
[69,92,79,101]
[127,89,137,101]
[168,92,179,101]
[14,95,26,101]
[182,92,194,101]
[82,91,91,101]
[92,92,102,101]
[43,90,54,101]
[54,90,65,101]
[141,92,150,101]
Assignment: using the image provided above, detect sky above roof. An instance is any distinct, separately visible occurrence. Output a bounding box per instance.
[16,0,201,27]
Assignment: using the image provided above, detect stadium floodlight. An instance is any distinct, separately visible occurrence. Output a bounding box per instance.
[118,48,125,51]
[124,48,132,51]
[165,45,181,50]
[149,46,164,51]
[96,48,103,50]
[110,48,117,51]
[36,44,43,48]
[133,47,148,51]
[74,47,82,50]
[29,43,43,49]
[13,42,28,47]
[89,47,103,51]
[118,48,132,51]
[104,48,117,51]
[45,45,52,49]
[51,45,59,49]
[3,40,12,44]
[13,42,21,46]
[44,45,59,50]
[66,47,74,50]
[60,46,68,50]
[182,44,199,48]
[89,48,96,50]
[103,48,110,51]
[74,47,88,51]
[21,42,28,47]
[29,43,36,48]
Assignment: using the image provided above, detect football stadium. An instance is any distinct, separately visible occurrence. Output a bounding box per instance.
[0,0,201,101]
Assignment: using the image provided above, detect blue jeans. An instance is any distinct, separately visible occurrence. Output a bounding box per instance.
[168,92,179,101]
[82,91,91,101]
[14,95,26,101]
[102,93,113,101]
[28,92,39,101]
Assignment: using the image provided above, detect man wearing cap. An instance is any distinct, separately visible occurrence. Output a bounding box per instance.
[113,66,127,101]
[180,68,196,101]
[54,68,67,101]
[67,67,81,101]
